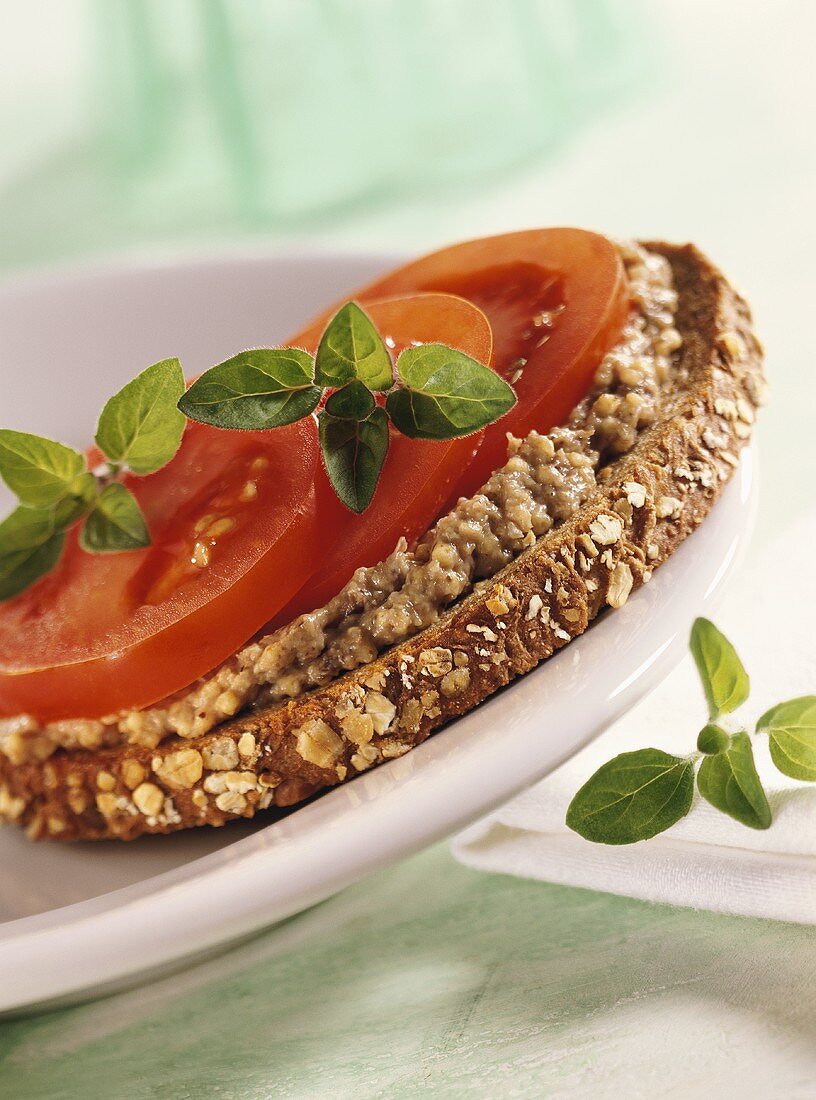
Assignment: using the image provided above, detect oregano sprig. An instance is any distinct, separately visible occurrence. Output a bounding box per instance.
[180,301,515,515]
[0,358,185,599]
[567,617,816,844]
[0,302,513,599]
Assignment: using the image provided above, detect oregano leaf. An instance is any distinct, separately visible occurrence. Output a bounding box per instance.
[315,302,394,391]
[697,723,730,755]
[0,507,65,601]
[386,343,516,439]
[690,617,750,719]
[0,430,85,508]
[53,472,98,529]
[697,731,771,829]
[565,748,695,845]
[80,483,150,552]
[324,379,376,420]
[318,404,389,514]
[179,348,322,430]
[95,357,186,474]
[757,696,816,781]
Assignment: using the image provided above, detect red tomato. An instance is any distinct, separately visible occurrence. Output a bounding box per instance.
[275,293,492,619]
[352,229,629,496]
[0,421,320,720]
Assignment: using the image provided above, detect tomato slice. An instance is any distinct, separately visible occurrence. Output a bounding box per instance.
[0,421,320,721]
[351,229,629,496]
[276,292,492,619]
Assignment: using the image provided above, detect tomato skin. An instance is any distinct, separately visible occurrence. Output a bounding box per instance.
[351,229,629,496]
[276,293,492,619]
[0,421,321,721]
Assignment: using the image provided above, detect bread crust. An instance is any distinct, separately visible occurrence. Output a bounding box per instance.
[0,243,765,841]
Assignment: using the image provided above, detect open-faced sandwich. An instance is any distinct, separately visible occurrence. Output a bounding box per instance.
[0,229,765,840]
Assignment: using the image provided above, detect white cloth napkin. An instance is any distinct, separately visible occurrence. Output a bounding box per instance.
[453,505,816,923]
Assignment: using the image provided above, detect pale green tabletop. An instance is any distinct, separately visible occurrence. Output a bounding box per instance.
[3,846,816,1099]
[2,3,816,1096]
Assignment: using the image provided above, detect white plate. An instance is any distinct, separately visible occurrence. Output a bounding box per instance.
[0,251,755,1015]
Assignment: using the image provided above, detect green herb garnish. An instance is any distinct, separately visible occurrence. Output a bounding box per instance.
[314,301,394,391]
[178,348,323,430]
[386,343,518,440]
[567,618,816,843]
[757,696,816,781]
[318,383,390,514]
[0,302,513,599]
[180,302,515,514]
[565,748,695,845]
[0,360,183,598]
[94,357,186,474]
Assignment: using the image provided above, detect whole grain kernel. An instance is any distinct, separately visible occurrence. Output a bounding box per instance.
[486,593,509,616]
[96,771,116,792]
[202,738,240,771]
[656,495,682,519]
[364,691,396,734]
[578,534,599,558]
[589,513,623,546]
[95,791,118,818]
[122,759,146,790]
[155,748,203,789]
[418,647,453,677]
[525,594,543,621]
[132,782,164,817]
[67,788,88,814]
[0,787,26,821]
[295,719,344,769]
[224,770,259,793]
[340,709,374,746]
[623,481,648,508]
[238,732,257,759]
[607,561,634,608]
[215,790,247,814]
[440,668,471,697]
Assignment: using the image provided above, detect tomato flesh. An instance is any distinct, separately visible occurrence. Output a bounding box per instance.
[352,229,629,495]
[0,421,320,720]
[275,293,492,619]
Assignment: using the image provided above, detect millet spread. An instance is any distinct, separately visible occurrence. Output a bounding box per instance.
[0,241,683,766]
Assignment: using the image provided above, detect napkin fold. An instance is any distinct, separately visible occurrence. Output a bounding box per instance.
[453,504,816,923]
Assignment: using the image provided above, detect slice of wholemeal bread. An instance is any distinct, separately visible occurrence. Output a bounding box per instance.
[0,243,765,840]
